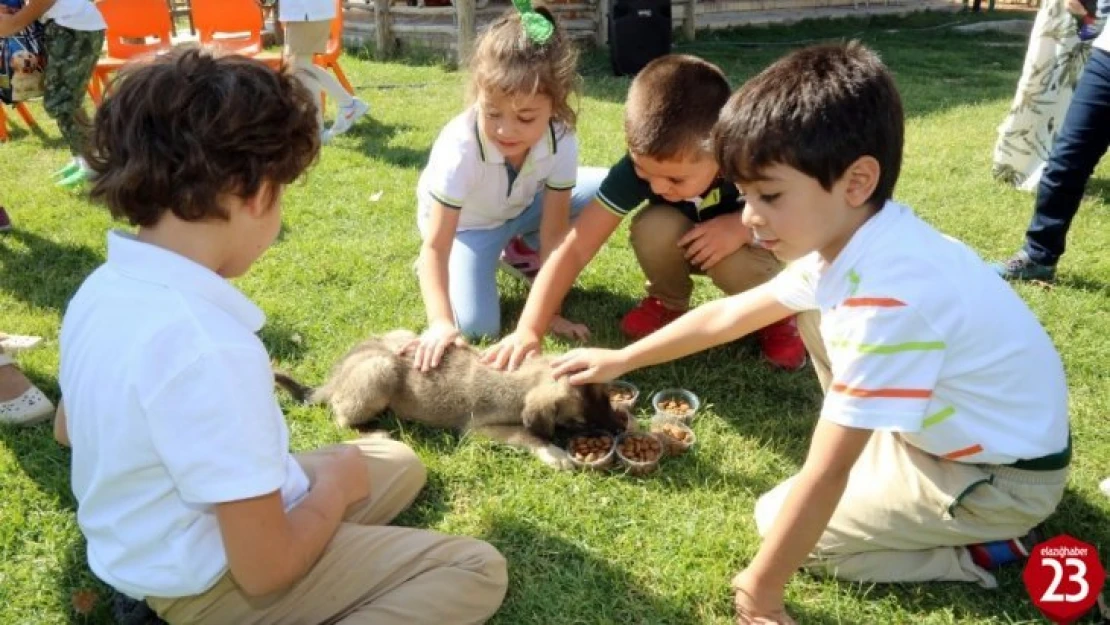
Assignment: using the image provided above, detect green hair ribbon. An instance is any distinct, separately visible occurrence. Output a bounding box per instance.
[511,0,554,44]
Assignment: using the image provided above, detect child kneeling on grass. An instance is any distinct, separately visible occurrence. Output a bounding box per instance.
[485,54,806,373]
[551,42,1070,624]
[58,47,506,625]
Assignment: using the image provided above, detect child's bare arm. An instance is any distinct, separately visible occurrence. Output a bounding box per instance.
[537,189,572,264]
[0,0,54,37]
[215,445,369,597]
[621,282,792,372]
[485,200,621,369]
[412,202,465,370]
[733,420,872,618]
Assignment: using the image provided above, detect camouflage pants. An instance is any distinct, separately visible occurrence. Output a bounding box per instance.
[43,22,103,156]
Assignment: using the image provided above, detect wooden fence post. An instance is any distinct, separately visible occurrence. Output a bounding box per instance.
[456,0,476,64]
[373,0,394,56]
[683,0,695,41]
[596,0,609,45]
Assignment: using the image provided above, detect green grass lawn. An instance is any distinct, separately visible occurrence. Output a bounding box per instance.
[2,9,1108,624]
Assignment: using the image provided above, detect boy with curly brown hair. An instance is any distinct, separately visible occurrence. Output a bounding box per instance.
[58,47,507,624]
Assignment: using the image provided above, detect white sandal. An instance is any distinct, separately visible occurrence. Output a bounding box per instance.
[0,353,55,426]
[0,333,43,352]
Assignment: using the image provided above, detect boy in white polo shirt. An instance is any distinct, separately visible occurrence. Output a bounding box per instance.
[550,42,1070,624]
[59,48,506,624]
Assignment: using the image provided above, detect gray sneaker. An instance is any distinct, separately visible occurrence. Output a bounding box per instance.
[992,250,1056,282]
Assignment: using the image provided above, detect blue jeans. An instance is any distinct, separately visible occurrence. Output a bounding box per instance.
[1023,48,1110,265]
[450,167,607,338]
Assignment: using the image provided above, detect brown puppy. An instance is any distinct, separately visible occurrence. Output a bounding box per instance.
[275,330,628,470]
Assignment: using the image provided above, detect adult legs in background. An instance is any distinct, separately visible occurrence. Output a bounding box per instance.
[996,48,1110,280]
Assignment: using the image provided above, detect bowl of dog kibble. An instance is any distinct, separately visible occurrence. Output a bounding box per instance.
[649,415,697,456]
[614,431,664,476]
[607,380,639,412]
[651,388,700,423]
[566,433,617,471]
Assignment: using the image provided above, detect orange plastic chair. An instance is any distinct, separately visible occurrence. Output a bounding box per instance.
[88,0,175,105]
[0,102,38,142]
[313,0,355,108]
[191,0,281,68]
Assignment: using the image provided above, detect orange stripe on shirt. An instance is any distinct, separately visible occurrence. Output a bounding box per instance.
[942,444,984,460]
[830,383,932,399]
[841,297,906,307]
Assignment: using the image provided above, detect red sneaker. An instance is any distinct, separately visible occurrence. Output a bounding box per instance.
[620,296,685,340]
[758,315,807,371]
[499,236,541,283]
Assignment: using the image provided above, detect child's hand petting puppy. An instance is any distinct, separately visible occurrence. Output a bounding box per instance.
[405,321,467,372]
[677,213,754,271]
[550,347,628,386]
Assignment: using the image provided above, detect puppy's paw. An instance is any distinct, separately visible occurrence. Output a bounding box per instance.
[535,444,575,471]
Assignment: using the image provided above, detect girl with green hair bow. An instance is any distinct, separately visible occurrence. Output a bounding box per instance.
[408,1,598,370]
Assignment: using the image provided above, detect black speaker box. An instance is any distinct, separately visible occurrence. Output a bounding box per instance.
[608,0,672,77]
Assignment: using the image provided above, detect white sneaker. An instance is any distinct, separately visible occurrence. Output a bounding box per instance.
[328,98,370,138]
[1101,477,1110,497]
[0,385,55,425]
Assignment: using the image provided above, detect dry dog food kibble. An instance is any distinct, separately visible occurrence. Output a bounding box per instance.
[659,398,692,416]
[570,435,613,463]
[618,435,662,463]
[655,423,689,442]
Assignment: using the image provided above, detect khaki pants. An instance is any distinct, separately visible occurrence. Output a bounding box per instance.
[629,204,780,310]
[757,317,1069,587]
[147,438,508,624]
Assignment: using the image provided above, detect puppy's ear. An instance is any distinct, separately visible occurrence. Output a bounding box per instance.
[522,386,560,439]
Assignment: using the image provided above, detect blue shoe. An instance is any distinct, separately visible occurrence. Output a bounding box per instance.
[992,250,1056,282]
[968,526,1044,570]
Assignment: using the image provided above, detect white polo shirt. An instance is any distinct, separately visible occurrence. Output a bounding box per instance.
[416,106,578,235]
[770,202,1069,465]
[278,0,336,22]
[42,0,106,31]
[60,232,310,600]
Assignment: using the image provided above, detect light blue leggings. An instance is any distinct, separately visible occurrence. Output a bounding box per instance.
[450,166,607,338]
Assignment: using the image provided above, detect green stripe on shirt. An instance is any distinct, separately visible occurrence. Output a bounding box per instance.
[923,406,956,428]
[828,339,947,354]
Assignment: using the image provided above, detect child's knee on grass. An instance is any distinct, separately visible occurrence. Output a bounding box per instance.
[458,310,501,341]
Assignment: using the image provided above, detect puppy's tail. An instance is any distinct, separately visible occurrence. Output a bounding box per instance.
[274,371,321,404]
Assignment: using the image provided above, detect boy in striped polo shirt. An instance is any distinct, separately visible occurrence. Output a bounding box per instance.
[550,42,1070,624]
